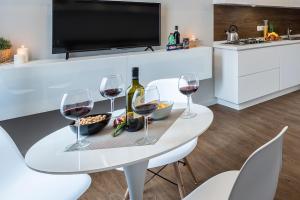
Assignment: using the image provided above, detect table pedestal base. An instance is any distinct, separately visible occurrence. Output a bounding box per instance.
[123,160,149,200]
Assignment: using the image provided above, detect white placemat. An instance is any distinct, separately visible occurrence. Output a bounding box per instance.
[77,109,185,150]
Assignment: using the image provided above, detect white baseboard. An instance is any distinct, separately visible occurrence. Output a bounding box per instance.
[202,98,218,107]
[217,86,300,110]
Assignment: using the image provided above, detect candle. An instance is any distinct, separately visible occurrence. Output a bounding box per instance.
[14,54,25,66]
[190,35,198,48]
[191,35,196,42]
[17,45,29,63]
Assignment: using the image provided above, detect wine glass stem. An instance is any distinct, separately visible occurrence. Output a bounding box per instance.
[111,98,115,114]
[77,119,81,144]
[144,116,149,141]
[187,95,191,114]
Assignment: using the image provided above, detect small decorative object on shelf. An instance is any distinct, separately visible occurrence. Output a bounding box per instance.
[14,45,29,66]
[14,54,25,66]
[174,26,181,45]
[166,31,184,51]
[168,33,176,45]
[183,38,190,49]
[0,37,13,64]
[17,45,29,63]
[189,35,200,48]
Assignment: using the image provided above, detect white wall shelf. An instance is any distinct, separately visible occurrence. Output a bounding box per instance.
[0,47,212,121]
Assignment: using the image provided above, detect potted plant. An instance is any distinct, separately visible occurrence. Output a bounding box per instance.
[0,37,13,63]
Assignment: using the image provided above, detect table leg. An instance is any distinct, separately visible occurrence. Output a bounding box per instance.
[123,160,149,200]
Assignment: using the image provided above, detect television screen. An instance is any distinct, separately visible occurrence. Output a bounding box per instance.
[52,0,161,54]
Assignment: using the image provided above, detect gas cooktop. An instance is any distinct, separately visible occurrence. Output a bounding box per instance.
[223,38,268,46]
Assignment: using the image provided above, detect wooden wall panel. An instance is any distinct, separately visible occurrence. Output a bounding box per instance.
[214,5,300,41]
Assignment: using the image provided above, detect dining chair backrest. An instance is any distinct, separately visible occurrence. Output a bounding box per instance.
[229,126,288,200]
[148,78,190,104]
[0,126,26,186]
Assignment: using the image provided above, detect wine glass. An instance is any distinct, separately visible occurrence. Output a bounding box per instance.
[178,74,199,119]
[132,85,160,145]
[100,74,124,118]
[60,89,94,151]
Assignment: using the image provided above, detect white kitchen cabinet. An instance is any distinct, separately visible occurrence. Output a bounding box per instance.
[213,0,298,8]
[238,47,279,76]
[239,69,280,103]
[214,46,281,108]
[280,44,300,90]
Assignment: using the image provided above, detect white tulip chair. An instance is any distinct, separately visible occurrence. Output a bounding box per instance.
[121,78,200,199]
[184,126,288,200]
[0,126,91,200]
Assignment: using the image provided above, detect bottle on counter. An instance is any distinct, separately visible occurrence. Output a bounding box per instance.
[263,20,269,40]
[173,26,181,45]
[168,33,176,45]
[126,67,145,132]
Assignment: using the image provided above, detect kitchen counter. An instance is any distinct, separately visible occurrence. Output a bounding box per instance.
[214,38,300,110]
[214,39,300,51]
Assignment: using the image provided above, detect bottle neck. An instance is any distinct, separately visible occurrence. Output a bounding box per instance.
[132,78,139,84]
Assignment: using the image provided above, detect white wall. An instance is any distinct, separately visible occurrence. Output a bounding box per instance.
[0,0,215,104]
[162,0,215,105]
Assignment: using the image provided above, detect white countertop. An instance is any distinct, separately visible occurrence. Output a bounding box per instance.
[214,38,300,51]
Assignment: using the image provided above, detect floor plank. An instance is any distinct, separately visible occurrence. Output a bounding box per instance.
[80,91,300,200]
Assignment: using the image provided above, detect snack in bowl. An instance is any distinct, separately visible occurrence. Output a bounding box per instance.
[80,115,107,125]
[151,101,174,120]
[69,113,111,136]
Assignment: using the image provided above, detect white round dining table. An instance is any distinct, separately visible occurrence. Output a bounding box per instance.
[25,104,214,200]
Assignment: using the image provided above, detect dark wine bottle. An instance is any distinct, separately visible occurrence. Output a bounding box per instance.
[173,26,181,45]
[126,67,145,132]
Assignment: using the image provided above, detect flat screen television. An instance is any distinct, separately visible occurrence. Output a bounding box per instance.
[52,0,161,55]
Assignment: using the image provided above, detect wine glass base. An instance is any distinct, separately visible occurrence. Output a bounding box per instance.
[135,136,158,146]
[181,111,197,119]
[65,140,90,151]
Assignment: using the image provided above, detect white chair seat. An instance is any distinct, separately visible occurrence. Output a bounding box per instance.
[1,167,91,200]
[117,138,197,171]
[148,138,197,168]
[1,166,91,200]
[184,171,239,200]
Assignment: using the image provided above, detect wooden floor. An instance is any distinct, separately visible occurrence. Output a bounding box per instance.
[81,91,300,200]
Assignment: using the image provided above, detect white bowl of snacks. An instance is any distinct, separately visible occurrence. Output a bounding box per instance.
[151,101,174,120]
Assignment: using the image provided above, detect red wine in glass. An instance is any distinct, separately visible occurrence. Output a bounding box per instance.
[133,103,158,116]
[102,88,123,99]
[179,86,199,96]
[100,75,124,117]
[178,74,200,119]
[63,103,92,120]
[132,86,160,145]
[60,89,94,151]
